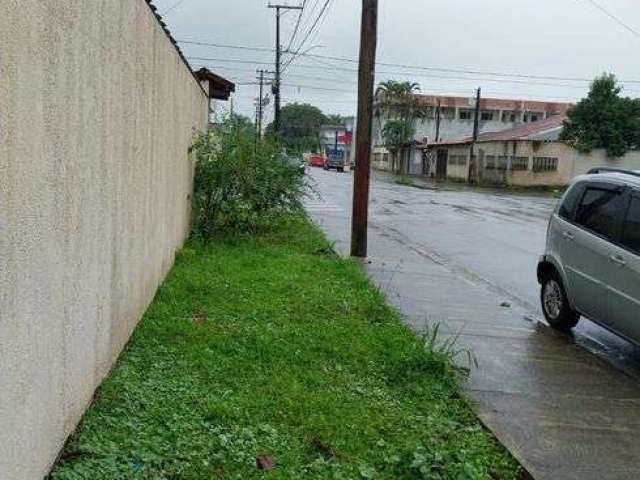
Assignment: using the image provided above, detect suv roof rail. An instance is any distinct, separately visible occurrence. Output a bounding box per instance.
[587,167,640,178]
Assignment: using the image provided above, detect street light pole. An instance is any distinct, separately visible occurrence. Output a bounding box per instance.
[350,0,378,258]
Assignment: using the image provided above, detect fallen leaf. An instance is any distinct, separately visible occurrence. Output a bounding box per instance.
[256,455,276,470]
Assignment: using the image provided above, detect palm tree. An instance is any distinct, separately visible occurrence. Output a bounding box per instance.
[375,81,426,174]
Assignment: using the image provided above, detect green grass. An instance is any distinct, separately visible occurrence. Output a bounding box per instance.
[49,215,522,480]
[394,174,415,187]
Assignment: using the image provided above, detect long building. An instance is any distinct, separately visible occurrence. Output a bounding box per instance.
[418,116,640,187]
[372,94,572,175]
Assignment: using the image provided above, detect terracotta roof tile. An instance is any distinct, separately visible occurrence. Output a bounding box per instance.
[475,115,567,141]
[421,115,567,147]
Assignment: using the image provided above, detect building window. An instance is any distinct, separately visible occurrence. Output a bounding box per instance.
[502,111,518,123]
[481,111,494,121]
[485,155,496,169]
[510,156,529,171]
[459,110,473,120]
[525,112,544,123]
[383,153,389,164]
[532,157,558,172]
[497,156,509,170]
[441,107,456,119]
[448,154,467,166]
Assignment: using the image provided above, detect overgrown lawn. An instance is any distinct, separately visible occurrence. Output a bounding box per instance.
[50,215,521,480]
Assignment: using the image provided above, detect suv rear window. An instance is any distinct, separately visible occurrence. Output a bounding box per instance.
[621,196,640,254]
[575,187,626,240]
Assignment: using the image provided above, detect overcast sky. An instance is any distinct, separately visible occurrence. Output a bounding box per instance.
[153,0,640,121]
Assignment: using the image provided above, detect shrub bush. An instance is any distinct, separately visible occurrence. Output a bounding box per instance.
[191,117,307,237]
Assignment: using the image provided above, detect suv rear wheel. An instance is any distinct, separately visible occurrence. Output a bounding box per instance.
[540,271,580,330]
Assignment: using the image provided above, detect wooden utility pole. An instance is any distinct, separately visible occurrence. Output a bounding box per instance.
[254,102,260,141]
[268,3,303,135]
[472,87,481,141]
[469,87,482,184]
[434,98,442,143]
[256,69,266,138]
[350,0,378,258]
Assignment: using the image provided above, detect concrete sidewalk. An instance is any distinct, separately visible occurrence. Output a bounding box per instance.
[306,175,640,480]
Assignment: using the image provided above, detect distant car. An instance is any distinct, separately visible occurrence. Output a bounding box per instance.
[537,167,640,345]
[310,155,325,168]
[323,157,345,172]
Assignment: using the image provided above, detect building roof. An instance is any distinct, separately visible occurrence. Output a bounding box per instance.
[412,94,571,114]
[419,115,568,148]
[194,68,236,100]
[475,115,567,142]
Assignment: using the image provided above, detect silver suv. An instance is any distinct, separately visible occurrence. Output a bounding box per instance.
[538,167,640,343]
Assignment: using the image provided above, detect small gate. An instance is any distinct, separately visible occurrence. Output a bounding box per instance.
[436,149,448,180]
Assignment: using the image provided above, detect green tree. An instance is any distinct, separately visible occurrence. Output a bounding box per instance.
[381,119,415,172]
[375,81,426,173]
[191,116,307,236]
[561,74,640,157]
[266,103,327,154]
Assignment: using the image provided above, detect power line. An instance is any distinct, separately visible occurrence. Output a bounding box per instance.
[232,80,355,93]
[182,61,348,85]
[188,56,273,66]
[162,0,189,15]
[286,0,308,52]
[292,52,359,84]
[282,83,355,93]
[178,39,274,53]
[284,0,332,70]
[300,51,640,84]
[584,0,640,39]
[288,0,321,53]
[181,40,640,84]
[293,0,333,64]
[187,56,640,97]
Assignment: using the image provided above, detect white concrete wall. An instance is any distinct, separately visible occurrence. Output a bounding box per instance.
[471,142,640,186]
[475,141,573,187]
[0,2,207,479]
[372,148,391,171]
[569,148,640,177]
[445,147,470,181]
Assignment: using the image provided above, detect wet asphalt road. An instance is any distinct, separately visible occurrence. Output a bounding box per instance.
[307,168,640,380]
